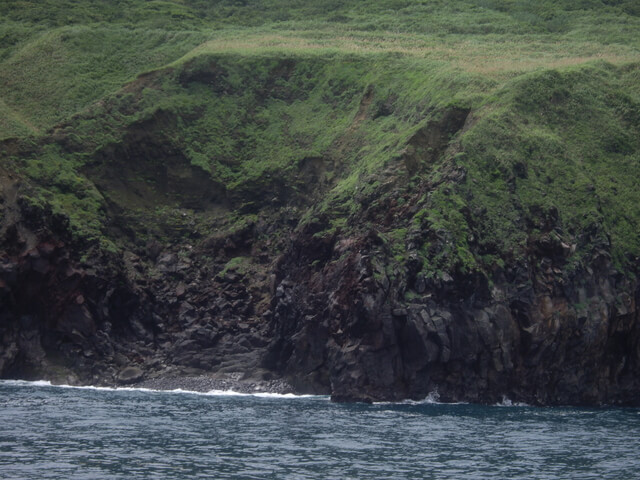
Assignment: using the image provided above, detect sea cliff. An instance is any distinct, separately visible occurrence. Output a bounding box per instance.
[1,0,639,404]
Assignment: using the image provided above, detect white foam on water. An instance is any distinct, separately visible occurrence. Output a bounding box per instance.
[252,391,320,399]
[387,391,446,405]
[373,390,469,406]
[417,390,443,404]
[495,395,529,407]
[199,389,323,399]
[410,395,469,406]
[0,379,326,400]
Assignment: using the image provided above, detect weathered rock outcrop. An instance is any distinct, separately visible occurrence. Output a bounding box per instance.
[3,120,640,406]
[266,225,640,404]
[1,57,639,406]
[0,169,273,387]
[2,155,639,404]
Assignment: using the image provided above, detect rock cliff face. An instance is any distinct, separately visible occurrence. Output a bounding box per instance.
[2,152,638,405]
[0,169,273,387]
[1,56,640,405]
[267,223,640,404]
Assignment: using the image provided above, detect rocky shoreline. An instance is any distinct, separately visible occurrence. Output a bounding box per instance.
[124,372,296,396]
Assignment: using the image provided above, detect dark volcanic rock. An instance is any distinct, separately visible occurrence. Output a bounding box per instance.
[265,225,640,406]
[1,110,639,407]
[2,166,639,405]
[117,366,144,384]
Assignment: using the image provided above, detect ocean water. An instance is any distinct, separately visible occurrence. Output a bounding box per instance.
[1,380,639,479]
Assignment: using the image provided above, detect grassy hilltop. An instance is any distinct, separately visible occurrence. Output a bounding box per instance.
[1,0,639,276]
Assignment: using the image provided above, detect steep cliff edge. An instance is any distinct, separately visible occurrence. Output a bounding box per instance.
[1,1,640,404]
[267,201,640,405]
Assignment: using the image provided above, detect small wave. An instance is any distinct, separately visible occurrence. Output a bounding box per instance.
[0,379,326,400]
[415,391,442,404]
[401,391,448,405]
[495,395,529,407]
[1,379,167,394]
[198,389,323,400]
[374,390,469,406]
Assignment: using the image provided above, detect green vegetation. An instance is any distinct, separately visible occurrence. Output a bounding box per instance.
[2,0,639,137]
[460,64,640,266]
[220,256,250,277]
[1,0,639,276]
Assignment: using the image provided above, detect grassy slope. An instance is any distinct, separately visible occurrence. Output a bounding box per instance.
[1,0,638,137]
[1,0,639,274]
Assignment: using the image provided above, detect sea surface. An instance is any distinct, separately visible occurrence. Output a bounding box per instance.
[1,380,639,479]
